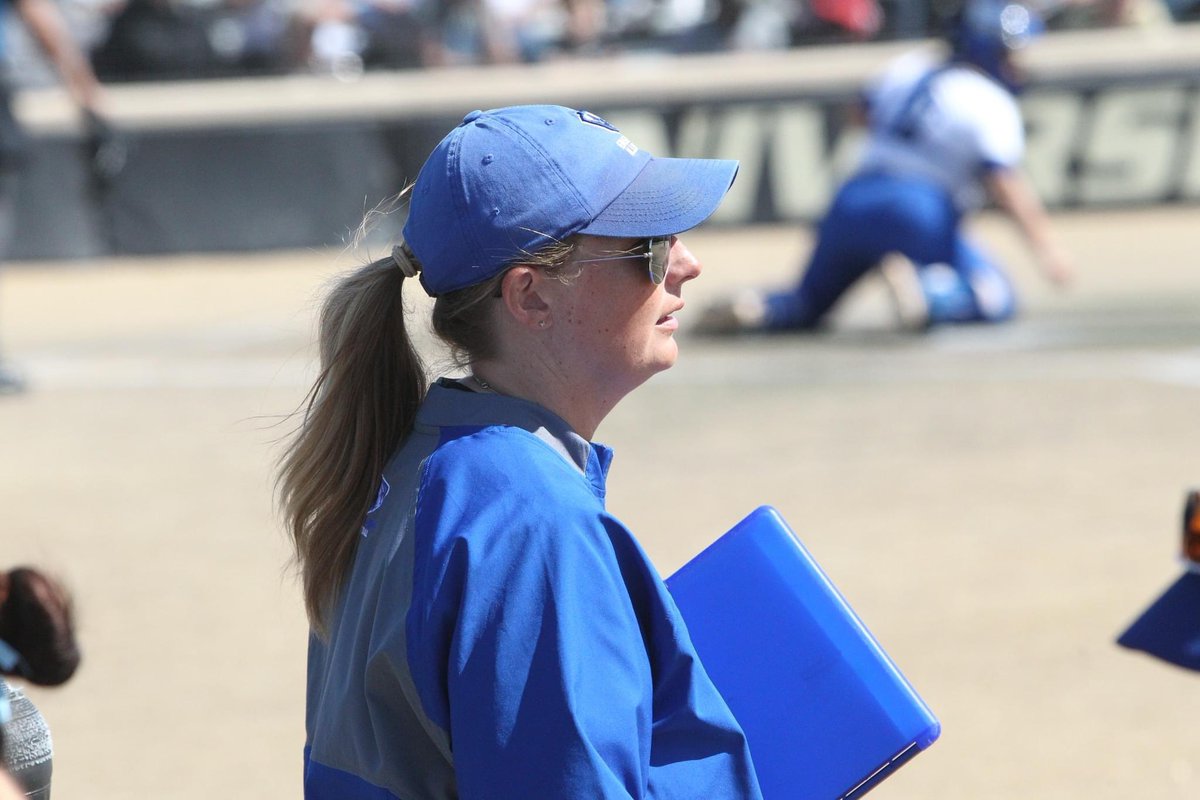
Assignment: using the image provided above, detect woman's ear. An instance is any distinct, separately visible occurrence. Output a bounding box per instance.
[499,266,553,330]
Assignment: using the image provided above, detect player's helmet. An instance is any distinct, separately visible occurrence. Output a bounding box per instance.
[951,0,1044,91]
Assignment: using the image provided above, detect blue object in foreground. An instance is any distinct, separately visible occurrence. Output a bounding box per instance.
[1117,571,1200,672]
[666,506,941,800]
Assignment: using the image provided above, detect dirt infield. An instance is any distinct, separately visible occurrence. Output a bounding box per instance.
[1,206,1198,799]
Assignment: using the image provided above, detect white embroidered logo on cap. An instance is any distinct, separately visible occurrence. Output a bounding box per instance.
[576,110,618,130]
[616,135,639,156]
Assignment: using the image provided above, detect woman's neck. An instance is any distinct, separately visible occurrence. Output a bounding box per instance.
[471,359,620,441]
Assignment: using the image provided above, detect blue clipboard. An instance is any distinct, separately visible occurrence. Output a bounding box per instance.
[1117,570,1200,671]
[665,506,940,799]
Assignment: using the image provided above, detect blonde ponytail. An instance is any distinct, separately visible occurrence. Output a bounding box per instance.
[278,256,425,634]
[280,218,579,633]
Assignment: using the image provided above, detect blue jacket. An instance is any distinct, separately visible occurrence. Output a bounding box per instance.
[304,379,763,799]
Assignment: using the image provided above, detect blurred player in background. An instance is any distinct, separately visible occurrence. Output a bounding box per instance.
[696,0,1074,335]
[0,0,114,394]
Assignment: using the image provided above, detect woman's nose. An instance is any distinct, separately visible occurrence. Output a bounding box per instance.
[666,237,702,288]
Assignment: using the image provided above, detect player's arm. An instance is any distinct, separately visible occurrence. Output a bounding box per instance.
[409,451,648,799]
[432,511,646,799]
[984,166,1074,288]
[11,0,102,113]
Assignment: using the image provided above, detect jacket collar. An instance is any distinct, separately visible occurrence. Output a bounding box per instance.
[417,378,614,484]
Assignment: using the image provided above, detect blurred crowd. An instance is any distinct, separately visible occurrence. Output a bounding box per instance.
[7,0,1200,84]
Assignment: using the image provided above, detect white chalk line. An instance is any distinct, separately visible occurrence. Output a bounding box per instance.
[4,307,1198,392]
[5,345,1198,392]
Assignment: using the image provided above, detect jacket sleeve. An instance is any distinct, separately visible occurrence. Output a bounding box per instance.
[407,435,652,799]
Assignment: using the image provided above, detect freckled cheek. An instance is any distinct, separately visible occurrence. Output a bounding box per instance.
[567,304,613,334]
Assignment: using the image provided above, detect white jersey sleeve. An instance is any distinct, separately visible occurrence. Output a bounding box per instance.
[937,67,1024,171]
[858,53,1025,211]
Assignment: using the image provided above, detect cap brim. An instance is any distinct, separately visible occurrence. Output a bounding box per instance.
[1117,571,1200,671]
[580,157,739,239]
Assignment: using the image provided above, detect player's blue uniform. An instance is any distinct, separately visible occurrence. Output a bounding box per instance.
[763,50,1026,329]
[304,379,763,799]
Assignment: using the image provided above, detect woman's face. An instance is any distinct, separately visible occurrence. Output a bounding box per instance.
[549,235,702,395]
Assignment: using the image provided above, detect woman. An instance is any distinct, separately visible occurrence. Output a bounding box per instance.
[279,105,761,799]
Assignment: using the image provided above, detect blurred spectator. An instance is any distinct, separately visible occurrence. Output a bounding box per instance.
[810,0,883,38]
[1042,0,1174,27]
[4,0,1184,86]
[0,0,112,393]
[91,0,220,80]
[475,0,570,62]
[359,0,438,68]
[207,0,293,75]
[293,0,442,75]
[431,0,608,65]
[298,0,369,75]
[1164,0,1200,19]
[561,0,607,53]
[726,0,797,50]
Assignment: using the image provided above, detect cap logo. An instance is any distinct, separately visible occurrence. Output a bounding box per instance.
[576,110,618,131]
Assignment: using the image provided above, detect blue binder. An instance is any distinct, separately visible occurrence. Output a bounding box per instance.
[1117,571,1200,671]
[665,506,940,799]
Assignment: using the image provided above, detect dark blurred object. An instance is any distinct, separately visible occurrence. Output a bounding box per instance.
[0,567,80,799]
[0,568,79,688]
[92,0,220,81]
[359,0,431,69]
[0,85,30,175]
[1183,488,1200,564]
[83,110,128,190]
[0,363,25,396]
[1165,0,1200,20]
[1116,489,1200,671]
[82,110,128,253]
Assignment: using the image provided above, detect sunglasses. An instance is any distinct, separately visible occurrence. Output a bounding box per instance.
[575,237,672,285]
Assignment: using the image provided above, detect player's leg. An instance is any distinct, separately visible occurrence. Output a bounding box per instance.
[914,236,1016,324]
[690,184,877,335]
[958,237,1016,322]
[758,198,880,330]
[0,79,27,394]
[879,253,931,331]
[0,170,24,395]
[861,175,960,330]
[693,173,954,334]
[755,172,933,331]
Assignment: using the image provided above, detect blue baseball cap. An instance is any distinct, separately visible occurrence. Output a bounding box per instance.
[403,105,739,297]
[952,0,1043,90]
